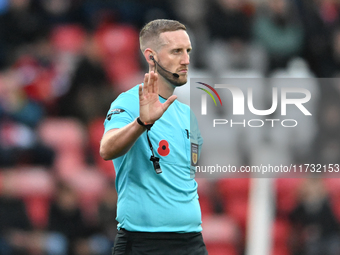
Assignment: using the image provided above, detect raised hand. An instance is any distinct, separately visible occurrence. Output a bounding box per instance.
[139,71,177,124]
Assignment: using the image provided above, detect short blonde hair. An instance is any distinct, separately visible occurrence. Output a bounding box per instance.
[139,19,186,52]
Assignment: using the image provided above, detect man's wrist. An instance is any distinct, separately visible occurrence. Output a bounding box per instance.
[136,117,154,130]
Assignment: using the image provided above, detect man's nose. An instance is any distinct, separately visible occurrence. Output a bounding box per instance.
[181,52,190,65]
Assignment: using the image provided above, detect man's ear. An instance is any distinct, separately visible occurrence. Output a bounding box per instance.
[144,48,155,66]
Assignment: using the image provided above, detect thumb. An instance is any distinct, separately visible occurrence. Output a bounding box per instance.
[162,95,177,112]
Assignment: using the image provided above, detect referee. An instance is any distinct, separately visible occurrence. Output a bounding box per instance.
[100,19,207,255]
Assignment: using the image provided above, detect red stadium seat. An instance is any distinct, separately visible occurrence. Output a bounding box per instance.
[224,199,249,230]
[271,245,290,255]
[272,220,290,255]
[3,167,54,198]
[205,243,238,255]
[25,195,51,229]
[217,178,250,230]
[88,118,115,179]
[38,118,87,178]
[217,178,250,201]
[1,167,54,228]
[324,179,340,221]
[104,58,141,86]
[323,178,340,197]
[202,216,239,242]
[202,214,240,254]
[275,178,304,215]
[14,55,54,104]
[94,24,139,58]
[272,219,290,247]
[196,178,214,218]
[199,195,214,219]
[50,25,86,54]
[38,117,86,152]
[94,24,141,86]
[66,167,107,220]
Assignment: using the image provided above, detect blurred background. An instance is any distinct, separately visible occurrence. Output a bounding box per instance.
[0,0,340,254]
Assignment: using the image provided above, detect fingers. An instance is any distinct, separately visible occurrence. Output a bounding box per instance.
[139,84,143,98]
[148,71,157,94]
[152,72,158,94]
[143,73,149,96]
[147,72,153,94]
[162,95,177,111]
[143,71,158,95]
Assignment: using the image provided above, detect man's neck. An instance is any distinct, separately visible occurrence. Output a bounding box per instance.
[158,84,175,99]
[157,73,175,99]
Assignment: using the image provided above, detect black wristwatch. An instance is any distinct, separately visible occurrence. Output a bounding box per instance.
[136,117,153,130]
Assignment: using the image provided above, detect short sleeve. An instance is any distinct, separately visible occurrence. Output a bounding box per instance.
[190,110,203,158]
[103,90,139,133]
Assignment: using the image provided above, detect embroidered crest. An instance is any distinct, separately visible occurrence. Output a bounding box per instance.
[191,143,198,165]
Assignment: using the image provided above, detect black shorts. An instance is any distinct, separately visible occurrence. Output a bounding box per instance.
[112,228,208,255]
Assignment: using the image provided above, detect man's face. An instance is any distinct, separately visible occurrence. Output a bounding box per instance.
[155,30,192,87]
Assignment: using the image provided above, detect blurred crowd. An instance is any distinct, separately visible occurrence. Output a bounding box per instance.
[0,0,340,254]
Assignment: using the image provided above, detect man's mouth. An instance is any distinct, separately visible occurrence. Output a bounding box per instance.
[178,69,188,73]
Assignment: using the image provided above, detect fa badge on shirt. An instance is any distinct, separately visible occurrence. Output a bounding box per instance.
[191,143,198,166]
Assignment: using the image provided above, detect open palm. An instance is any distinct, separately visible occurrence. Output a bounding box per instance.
[139,71,177,124]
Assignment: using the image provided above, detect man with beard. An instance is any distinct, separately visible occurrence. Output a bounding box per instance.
[100,19,206,255]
